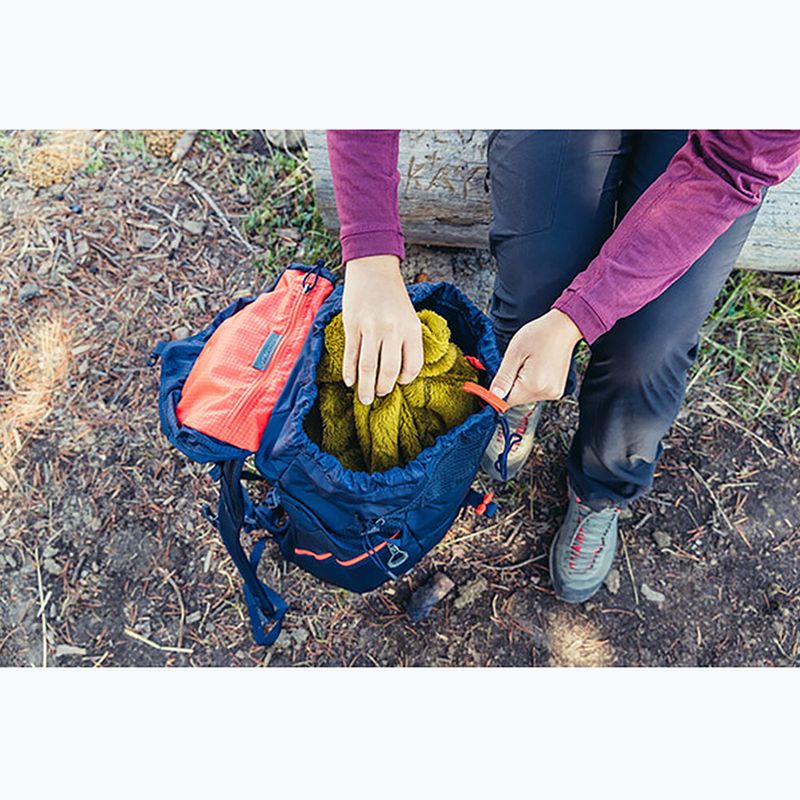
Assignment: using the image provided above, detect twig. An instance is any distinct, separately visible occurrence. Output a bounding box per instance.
[108,368,136,406]
[158,567,186,649]
[694,408,789,459]
[87,240,124,270]
[92,651,111,668]
[182,173,255,253]
[479,554,547,572]
[34,547,48,667]
[619,530,639,606]
[123,627,194,654]
[688,464,737,538]
[444,505,526,546]
[0,625,20,656]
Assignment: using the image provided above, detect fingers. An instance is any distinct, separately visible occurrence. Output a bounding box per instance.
[397,323,423,385]
[348,323,422,404]
[376,336,402,397]
[490,339,525,401]
[357,333,380,405]
[503,367,533,408]
[505,361,564,407]
[342,322,360,388]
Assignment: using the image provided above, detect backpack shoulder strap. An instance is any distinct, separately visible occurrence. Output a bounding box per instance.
[207,458,287,646]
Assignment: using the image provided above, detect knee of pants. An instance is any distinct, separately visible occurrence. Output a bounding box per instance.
[589,328,700,401]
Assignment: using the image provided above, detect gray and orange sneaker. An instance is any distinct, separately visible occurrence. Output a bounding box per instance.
[480,401,544,482]
[549,485,621,603]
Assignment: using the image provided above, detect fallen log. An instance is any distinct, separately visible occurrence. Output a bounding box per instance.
[307,129,800,274]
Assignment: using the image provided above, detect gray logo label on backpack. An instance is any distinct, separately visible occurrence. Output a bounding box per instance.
[252,331,282,371]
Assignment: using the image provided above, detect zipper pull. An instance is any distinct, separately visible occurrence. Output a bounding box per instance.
[386,541,408,569]
[301,261,324,293]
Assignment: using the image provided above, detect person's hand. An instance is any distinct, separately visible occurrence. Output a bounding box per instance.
[490,309,583,407]
[341,255,423,405]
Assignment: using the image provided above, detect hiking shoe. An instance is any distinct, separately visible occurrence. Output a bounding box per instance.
[549,486,620,603]
[480,401,543,482]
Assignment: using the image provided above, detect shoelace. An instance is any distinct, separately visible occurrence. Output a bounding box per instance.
[493,414,523,481]
[494,407,534,449]
[509,409,534,453]
[567,497,621,574]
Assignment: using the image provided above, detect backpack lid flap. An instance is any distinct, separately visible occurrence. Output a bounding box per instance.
[175,266,334,453]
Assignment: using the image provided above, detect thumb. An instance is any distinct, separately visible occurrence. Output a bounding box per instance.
[490,347,524,400]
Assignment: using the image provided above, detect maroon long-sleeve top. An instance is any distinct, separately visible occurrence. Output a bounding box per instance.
[326,129,800,344]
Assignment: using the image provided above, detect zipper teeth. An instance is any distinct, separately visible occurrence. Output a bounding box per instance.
[221,278,308,439]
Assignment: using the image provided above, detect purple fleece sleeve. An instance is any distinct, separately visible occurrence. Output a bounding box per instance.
[326,130,405,263]
[553,130,800,344]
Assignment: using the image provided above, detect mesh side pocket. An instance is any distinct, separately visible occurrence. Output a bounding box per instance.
[417,417,493,507]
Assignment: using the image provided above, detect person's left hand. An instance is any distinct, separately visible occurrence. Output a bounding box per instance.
[490,309,583,407]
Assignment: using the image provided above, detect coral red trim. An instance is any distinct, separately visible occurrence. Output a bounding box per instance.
[294,532,400,567]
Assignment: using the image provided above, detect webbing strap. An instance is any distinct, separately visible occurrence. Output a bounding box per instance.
[215,459,286,646]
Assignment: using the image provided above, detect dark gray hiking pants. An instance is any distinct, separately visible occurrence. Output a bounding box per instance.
[487,130,763,508]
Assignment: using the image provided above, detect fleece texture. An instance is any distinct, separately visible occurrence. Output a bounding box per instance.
[316,310,479,472]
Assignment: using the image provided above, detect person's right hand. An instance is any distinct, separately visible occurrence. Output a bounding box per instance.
[341,255,423,405]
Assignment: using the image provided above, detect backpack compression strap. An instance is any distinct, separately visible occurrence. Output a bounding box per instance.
[208,459,287,646]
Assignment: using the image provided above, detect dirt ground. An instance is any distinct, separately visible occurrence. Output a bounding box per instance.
[1,130,799,667]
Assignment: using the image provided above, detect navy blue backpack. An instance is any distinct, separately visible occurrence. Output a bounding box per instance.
[152,262,517,645]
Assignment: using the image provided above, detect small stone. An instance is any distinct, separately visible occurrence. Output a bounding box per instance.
[291,628,309,645]
[19,283,42,302]
[55,644,86,658]
[75,238,90,258]
[275,227,300,242]
[454,576,489,610]
[186,611,202,625]
[181,220,205,236]
[136,231,158,250]
[641,583,666,606]
[69,203,82,214]
[604,568,621,595]
[652,530,671,550]
[43,557,62,575]
[43,545,59,558]
[618,507,634,520]
[173,326,190,340]
[263,130,305,150]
